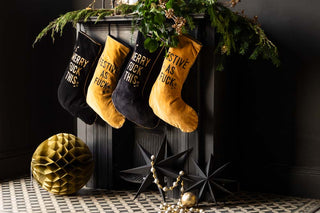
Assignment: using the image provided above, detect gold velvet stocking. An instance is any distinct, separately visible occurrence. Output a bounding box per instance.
[149,35,202,132]
[87,36,130,128]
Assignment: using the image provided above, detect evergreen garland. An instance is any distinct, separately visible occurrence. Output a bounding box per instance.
[33,0,280,70]
[33,5,135,46]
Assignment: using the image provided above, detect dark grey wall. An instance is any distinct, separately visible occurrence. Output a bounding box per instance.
[72,0,111,10]
[216,0,320,198]
[0,0,75,179]
[1,0,319,198]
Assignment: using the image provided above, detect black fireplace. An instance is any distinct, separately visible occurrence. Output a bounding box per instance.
[77,16,218,190]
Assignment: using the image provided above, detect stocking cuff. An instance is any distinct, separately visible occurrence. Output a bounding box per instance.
[180,34,203,53]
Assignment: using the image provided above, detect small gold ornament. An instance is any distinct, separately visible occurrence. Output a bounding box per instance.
[181,192,197,207]
[149,156,205,213]
[221,45,229,54]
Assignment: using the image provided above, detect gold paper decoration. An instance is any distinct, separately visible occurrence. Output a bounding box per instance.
[31,133,94,195]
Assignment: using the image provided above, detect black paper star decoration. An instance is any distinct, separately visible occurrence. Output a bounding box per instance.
[184,154,235,203]
[120,137,191,201]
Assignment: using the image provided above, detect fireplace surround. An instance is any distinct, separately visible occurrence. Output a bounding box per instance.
[77,16,217,190]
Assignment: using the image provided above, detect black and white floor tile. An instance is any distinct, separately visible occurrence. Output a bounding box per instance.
[0,177,319,213]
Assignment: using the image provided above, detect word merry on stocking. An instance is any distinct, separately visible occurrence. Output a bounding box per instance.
[65,52,90,87]
[123,53,151,87]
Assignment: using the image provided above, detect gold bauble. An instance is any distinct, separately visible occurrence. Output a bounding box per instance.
[31,133,94,195]
[181,192,197,207]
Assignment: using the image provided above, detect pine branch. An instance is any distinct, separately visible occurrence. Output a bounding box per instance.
[33,6,136,47]
[207,2,280,69]
[33,1,280,69]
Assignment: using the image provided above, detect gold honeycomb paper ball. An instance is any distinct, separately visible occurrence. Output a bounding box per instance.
[181,192,197,207]
[31,133,94,195]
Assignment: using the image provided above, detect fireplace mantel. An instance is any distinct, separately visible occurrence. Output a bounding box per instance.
[77,16,216,191]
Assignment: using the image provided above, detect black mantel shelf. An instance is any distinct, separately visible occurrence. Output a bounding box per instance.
[78,13,207,23]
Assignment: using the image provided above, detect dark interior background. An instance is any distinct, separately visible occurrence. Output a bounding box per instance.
[216,0,320,198]
[0,0,75,179]
[0,0,319,198]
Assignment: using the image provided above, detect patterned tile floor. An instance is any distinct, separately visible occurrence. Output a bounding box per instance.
[0,177,319,213]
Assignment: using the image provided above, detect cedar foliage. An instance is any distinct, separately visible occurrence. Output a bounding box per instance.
[33,6,134,46]
[33,0,279,69]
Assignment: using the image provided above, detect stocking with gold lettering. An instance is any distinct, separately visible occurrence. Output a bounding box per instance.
[58,31,102,124]
[149,35,202,132]
[112,32,164,128]
[86,36,131,128]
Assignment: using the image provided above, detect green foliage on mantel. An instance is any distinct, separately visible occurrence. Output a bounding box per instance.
[33,0,280,70]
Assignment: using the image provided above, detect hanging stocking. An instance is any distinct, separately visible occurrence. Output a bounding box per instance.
[112,32,164,128]
[86,36,131,128]
[149,35,202,132]
[57,31,102,124]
